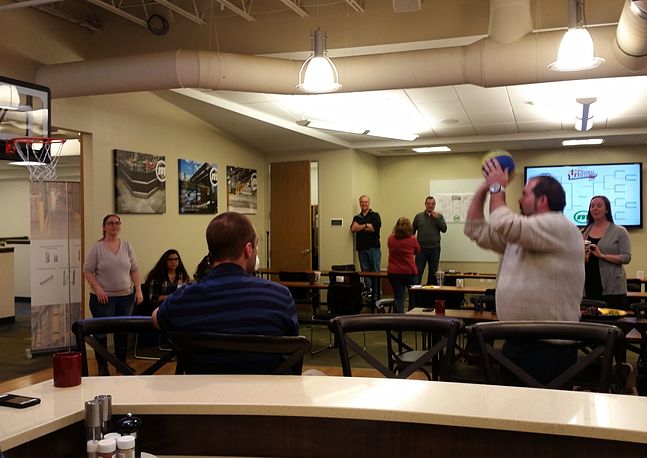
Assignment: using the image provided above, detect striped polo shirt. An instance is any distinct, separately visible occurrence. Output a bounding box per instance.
[156,263,299,373]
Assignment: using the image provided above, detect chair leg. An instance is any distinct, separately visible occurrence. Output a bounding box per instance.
[310,324,335,355]
[133,333,161,361]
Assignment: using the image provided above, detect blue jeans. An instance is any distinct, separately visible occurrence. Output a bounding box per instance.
[358,247,381,291]
[416,246,441,285]
[89,293,135,369]
[388,273,416,313]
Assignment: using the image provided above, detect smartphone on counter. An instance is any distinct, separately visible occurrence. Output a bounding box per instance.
[0,393,41,409]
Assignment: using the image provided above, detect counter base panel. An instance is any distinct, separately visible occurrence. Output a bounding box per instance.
[7,414,647,458]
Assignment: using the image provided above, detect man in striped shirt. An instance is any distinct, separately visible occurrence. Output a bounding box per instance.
[152,212,298,373]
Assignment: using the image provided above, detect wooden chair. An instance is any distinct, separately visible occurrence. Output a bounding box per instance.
[331,264,356,272]
[631,301,647,318]
[329,314,464,380]
[468,321,624,393]
[167,332,311,375]
[72,317,176,376]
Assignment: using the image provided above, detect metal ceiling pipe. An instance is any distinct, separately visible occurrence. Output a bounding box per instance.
[615,0,647,71]
[617,0,647,56]
[36,25,641,98]
[488,0,533,44]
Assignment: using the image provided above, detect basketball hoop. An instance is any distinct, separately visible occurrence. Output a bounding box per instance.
[6,137,66,182]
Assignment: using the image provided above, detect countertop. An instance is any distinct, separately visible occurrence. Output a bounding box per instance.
[2,375,647,451]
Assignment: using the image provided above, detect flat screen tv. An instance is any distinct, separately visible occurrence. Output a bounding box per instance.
[524,162,643,228]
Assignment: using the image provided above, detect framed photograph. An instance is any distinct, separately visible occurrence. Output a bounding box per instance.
[227,166,257,214]
[178,159,217,214]
[114,149,166,214]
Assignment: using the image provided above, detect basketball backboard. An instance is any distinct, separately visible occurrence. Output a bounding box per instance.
[0,76,51,161]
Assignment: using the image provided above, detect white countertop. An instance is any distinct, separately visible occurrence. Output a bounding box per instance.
[2,375,647,451]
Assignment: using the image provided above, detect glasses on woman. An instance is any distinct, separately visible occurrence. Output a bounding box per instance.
[167,257,179,262]
[105,221,121,226]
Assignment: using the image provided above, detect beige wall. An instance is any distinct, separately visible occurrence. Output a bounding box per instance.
[53,93,268,288]
[0,180,30,237]
[377,146,647,276]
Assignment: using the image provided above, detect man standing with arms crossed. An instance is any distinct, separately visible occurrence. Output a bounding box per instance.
[351,195,382,294]
[412,196,447,285]
[464,159,584,384]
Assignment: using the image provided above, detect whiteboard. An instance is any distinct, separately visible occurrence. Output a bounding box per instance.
[430,179,498,263]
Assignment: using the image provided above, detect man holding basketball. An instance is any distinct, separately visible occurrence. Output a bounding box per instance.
[464,157,584,384]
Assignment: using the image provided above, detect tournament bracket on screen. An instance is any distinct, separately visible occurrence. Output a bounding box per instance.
[524,162,642,228]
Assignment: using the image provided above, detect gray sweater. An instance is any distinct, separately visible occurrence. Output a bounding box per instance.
[83,240,139,296]
[412,211,447,249]
[584,223,631,295]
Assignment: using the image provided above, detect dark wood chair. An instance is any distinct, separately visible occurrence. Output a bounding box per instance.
[329,314,464,380]
[468,321,624,393]
[631,301,647,318]
[72,317,176,376]
[327,271,365,316]
[331,264,356,272]
[278,271,317,306]
[167,332,311,375]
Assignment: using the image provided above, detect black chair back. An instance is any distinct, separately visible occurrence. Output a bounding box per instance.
[468,321,624,392]
[631,301,647,318]
[167,332,311,375]
[72,317,176,376]
[331,264,356,272]
[329,314,464,380]
[327,271,364,316]
[278,271,313,305]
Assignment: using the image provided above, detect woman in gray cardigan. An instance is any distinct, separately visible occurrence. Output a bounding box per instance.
[583,196,632,308]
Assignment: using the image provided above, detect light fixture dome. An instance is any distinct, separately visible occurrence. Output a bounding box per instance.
[549,27,604,72]
[297,29,341,94]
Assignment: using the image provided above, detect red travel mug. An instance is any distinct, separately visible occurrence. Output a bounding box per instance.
[435,299,446,315]
[53,351,82,387]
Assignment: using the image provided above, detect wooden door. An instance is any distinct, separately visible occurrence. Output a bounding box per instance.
[270,161,311,271]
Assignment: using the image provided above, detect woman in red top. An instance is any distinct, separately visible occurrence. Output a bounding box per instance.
[387,217,420,313]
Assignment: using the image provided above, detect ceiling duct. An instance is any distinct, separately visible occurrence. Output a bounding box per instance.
[615,0,647,70]
[392,0,421,13]
[36,1,646,98]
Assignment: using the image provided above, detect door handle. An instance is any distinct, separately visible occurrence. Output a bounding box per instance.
[300,249,310,255]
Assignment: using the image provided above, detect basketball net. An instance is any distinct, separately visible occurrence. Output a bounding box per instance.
[7,137,66,182]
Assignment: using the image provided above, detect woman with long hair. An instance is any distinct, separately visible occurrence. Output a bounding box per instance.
[583,195,632,308]
[83,214,143,375]
[145,249,190,306]
[387,217,420,313]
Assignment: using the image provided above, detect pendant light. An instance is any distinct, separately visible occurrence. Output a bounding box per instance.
[297,28,341,93]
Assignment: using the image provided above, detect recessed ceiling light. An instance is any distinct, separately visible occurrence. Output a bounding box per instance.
[440,118,459,124]
[562,138,604,146]
[413,146,451,153]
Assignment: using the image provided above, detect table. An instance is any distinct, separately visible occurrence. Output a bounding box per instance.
[3,376,647,457]
[409,284,488,309]
[445,272,497,280]
[278,280,328,290]
[407,307,498,324]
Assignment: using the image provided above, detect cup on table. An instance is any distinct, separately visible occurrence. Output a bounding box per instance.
[584,240,592,262]
[435,271,445,286]
[455,278,464,288]
[53,351,82,387]
[434,299,446,315]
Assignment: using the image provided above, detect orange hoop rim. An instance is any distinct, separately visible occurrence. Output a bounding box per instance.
[6,137,66,144]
